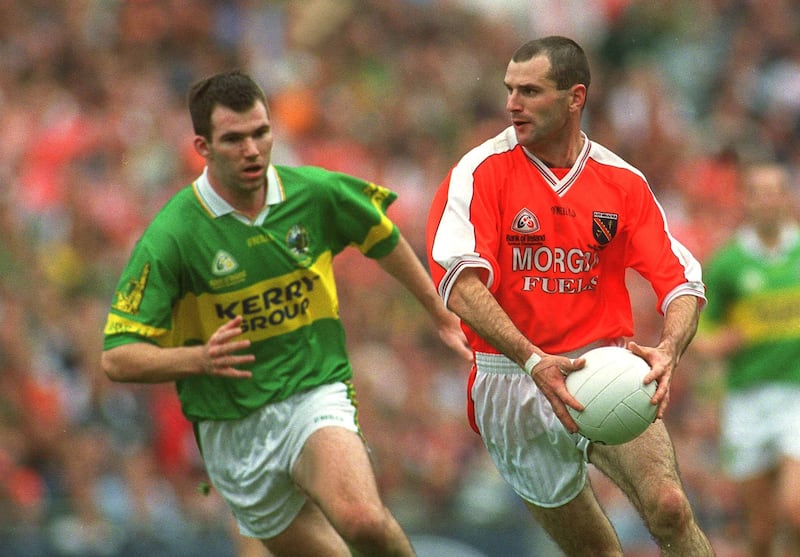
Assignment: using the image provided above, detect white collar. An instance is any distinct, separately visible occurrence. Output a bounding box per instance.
[738,223,800,259]
[194,165,284,225]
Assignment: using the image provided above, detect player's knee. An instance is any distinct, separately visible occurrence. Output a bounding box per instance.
[334,503,394,546]
[646,484,694,539]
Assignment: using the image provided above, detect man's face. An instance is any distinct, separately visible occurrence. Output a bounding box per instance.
[504,55,575,149]
[195,100,273,194]
[746,166,790,225]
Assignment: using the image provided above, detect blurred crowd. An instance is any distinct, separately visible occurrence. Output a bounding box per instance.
[1,0,800,556]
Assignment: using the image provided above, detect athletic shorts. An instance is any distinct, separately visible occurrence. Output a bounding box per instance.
[196,381,360,539]
[470,352,592,508]
[720,383,800,480]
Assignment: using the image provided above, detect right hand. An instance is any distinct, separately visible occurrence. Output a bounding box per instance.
[202,316,255,378]
[529,355,586,433]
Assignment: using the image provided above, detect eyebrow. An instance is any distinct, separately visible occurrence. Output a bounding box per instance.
[219,124,270,140]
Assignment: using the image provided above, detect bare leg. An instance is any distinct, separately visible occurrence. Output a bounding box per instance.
[524,479,624,556]
[262,499,350,557]
[590,421,715,556]
[778,456,800,557]
[737,470,776,557]
[289,426,415,557]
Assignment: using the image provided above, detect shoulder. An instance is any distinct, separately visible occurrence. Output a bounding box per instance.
[455,127,519,174]
[586,140,647,184]
[706,234,745,269]
[145,186,206,236]
[273,164,372,195]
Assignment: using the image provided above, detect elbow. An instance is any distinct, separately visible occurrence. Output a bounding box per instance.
[101,351,126,382]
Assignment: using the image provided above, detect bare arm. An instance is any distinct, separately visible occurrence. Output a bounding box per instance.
[628,294,700,418]
[101,315,255,383]
[447,267,585,432]
[376,235,472,360]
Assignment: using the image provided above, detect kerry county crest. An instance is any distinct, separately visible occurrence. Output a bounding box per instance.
[286,224,310,257]
[592,211,618,245]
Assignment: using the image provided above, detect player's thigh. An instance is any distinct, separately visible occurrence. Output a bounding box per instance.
[263,499,350,557]
[292,426,384,520]
[525,480,622,555]
[589,420,683,514]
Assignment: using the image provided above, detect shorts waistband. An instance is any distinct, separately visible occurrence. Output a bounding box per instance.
[474,353,525,374]
[475,338,624,375]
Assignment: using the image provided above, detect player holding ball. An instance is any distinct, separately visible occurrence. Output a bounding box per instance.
[426,36,715,555]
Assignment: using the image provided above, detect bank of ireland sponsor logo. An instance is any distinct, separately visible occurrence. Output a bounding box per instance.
[512,208,540,234]
[212,250,239,276]
[592,211,618,246]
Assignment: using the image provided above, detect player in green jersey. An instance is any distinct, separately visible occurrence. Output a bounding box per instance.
[695,162,800,556]
[101,70,470,557]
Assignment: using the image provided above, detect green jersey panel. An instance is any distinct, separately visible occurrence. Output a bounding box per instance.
[104,165,400,420]
[701,226,800,390]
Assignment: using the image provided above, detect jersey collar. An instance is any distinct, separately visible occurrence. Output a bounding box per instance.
[738,223,800,259]
[194,165,285,225]
[521,131,591,196]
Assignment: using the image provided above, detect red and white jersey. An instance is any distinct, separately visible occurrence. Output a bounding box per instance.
[426,127,705,355]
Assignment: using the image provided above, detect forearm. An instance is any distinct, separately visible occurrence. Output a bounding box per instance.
[447,269,538,367]
[658,295,701,363]
[101,342,206,383]
[377,235,451,322]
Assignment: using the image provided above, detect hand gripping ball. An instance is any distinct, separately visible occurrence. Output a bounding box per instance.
[566,346,657,445]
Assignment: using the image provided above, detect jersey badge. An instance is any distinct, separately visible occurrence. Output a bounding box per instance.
[212,250,239,276]
[286,224,310,257]
[512,208,540,234]
[592,212,618,245]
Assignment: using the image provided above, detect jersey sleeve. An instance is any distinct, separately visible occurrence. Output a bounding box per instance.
[624,179,706,314]
[427,156,500,306]
[326,171,400,259]
[103,220,182,349]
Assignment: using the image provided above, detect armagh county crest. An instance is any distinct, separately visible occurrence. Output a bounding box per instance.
[592,211,618,245]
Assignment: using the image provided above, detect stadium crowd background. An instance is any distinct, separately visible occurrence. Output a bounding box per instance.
[0,0,798,555]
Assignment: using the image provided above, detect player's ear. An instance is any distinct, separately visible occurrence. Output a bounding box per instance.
[569,84,587,112]
[193,135,211,158]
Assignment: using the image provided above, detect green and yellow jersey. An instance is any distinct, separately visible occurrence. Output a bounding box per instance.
[103,164,399,420]
[701,225,800,390]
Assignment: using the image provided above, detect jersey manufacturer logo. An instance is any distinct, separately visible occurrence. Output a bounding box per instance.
[592,211,618,245]
[512,208,540,234]
[212,250,239,276]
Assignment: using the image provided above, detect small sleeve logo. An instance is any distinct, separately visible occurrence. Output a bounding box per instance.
[112,263,150,314]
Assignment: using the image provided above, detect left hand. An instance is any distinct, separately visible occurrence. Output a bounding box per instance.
[437,311,473,361]
[627,340,675,419]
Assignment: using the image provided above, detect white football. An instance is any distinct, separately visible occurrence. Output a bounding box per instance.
[565,346,657,445]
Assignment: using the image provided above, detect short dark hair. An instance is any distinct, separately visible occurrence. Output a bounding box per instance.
[188,70,268,138]
[511,36,590,91]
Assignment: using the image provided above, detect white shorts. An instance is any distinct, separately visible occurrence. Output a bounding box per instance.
[471,352,591,508]
[720,383,800,480]
[197,381,360,539]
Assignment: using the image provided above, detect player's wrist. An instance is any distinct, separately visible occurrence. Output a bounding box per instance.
[523,352,542,375]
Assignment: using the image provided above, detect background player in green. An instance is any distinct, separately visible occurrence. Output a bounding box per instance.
[101,70,470,557]
[695,161,800,556]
